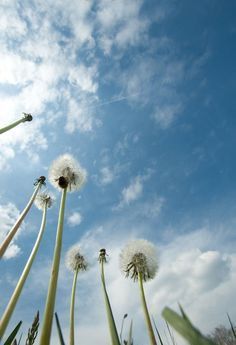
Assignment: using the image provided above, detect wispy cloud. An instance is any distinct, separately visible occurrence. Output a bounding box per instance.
[117,176,143,209]
[67,211,83,227]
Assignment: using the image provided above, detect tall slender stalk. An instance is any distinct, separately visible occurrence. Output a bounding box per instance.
[39,188,67,345]
[0,114,33,135]
[0,182,42,259]
[138,272,157,345]
[69,268,79,345]
[0,203,47,340]
[100,258,120,345]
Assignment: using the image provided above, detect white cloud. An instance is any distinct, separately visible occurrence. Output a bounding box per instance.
[121,176,143,206]
[67,211,83,227]
[153,103,183,128]
[65,97,101,133]
[68,64,98,93]
[97,0,149,54]
[116,171,154,209]
[99,166,115,185]
[0,202,22,259]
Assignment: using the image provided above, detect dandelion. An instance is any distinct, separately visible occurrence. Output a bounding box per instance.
[66,245,88,345]
[0,192,53,340]
[48,154,86,192]
[99,248,120,345]
[0,176,46,259]
[0,113,33,135]
[120,239,158,345]
[40,154,86,345]
[34,191,54,210]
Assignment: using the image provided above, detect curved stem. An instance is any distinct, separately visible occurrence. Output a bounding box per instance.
[39,188,67,345]
[69,268,79,345]
[0,117,25,135]
[0,203,47,340]
[0,182,42,259]
[100,260,120,345]
[138,272,157,345]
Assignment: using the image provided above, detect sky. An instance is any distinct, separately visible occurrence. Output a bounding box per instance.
[0,0,236,344]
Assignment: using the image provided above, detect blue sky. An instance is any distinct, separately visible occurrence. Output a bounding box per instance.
[0,0,236,344]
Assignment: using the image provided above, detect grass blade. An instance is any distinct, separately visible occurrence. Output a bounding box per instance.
[227,313,236,339]
[127,320,133,345]
[152,317,164,345]
[55,313,66,345]
[166,321,177,345]
[3,321,22,345]
[162,306,217,345]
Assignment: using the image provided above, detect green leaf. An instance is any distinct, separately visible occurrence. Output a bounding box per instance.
[162,306,217,345]
[3,321,22,345]
[55,313,66,345]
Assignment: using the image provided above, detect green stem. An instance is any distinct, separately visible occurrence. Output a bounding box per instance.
[0,182,42,259]
[39,188,67,345]
[100,260,120,345]
[138,272,157,345]
[0,203,47,340]
[69,268,79,345]
[0,117,26,135]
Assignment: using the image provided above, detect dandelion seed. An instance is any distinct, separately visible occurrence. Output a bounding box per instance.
[49,154,87,192]
[120,239,158,345]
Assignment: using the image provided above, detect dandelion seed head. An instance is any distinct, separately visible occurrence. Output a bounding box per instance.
[48,154,87,192]
[66,245,88,272]
[120,239,158,282]
[34,191,54,210]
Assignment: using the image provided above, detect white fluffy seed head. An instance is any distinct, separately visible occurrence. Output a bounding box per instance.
[120,239,158,282]
[34,191,54,210]
[66,245,88,273]
[48,154,87,192]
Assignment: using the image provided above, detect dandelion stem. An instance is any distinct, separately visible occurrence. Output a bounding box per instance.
[0,182,42,259]
[39,188,67,345]
[69,268,79,345]
[0,114,32,135]
[100,260,120,345]
[0,203,47,340]
[138,272,157,345]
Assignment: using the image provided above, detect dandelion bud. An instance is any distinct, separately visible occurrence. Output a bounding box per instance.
[98,248,108,263]
[120,239,158,282]
[22,113,33,122]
